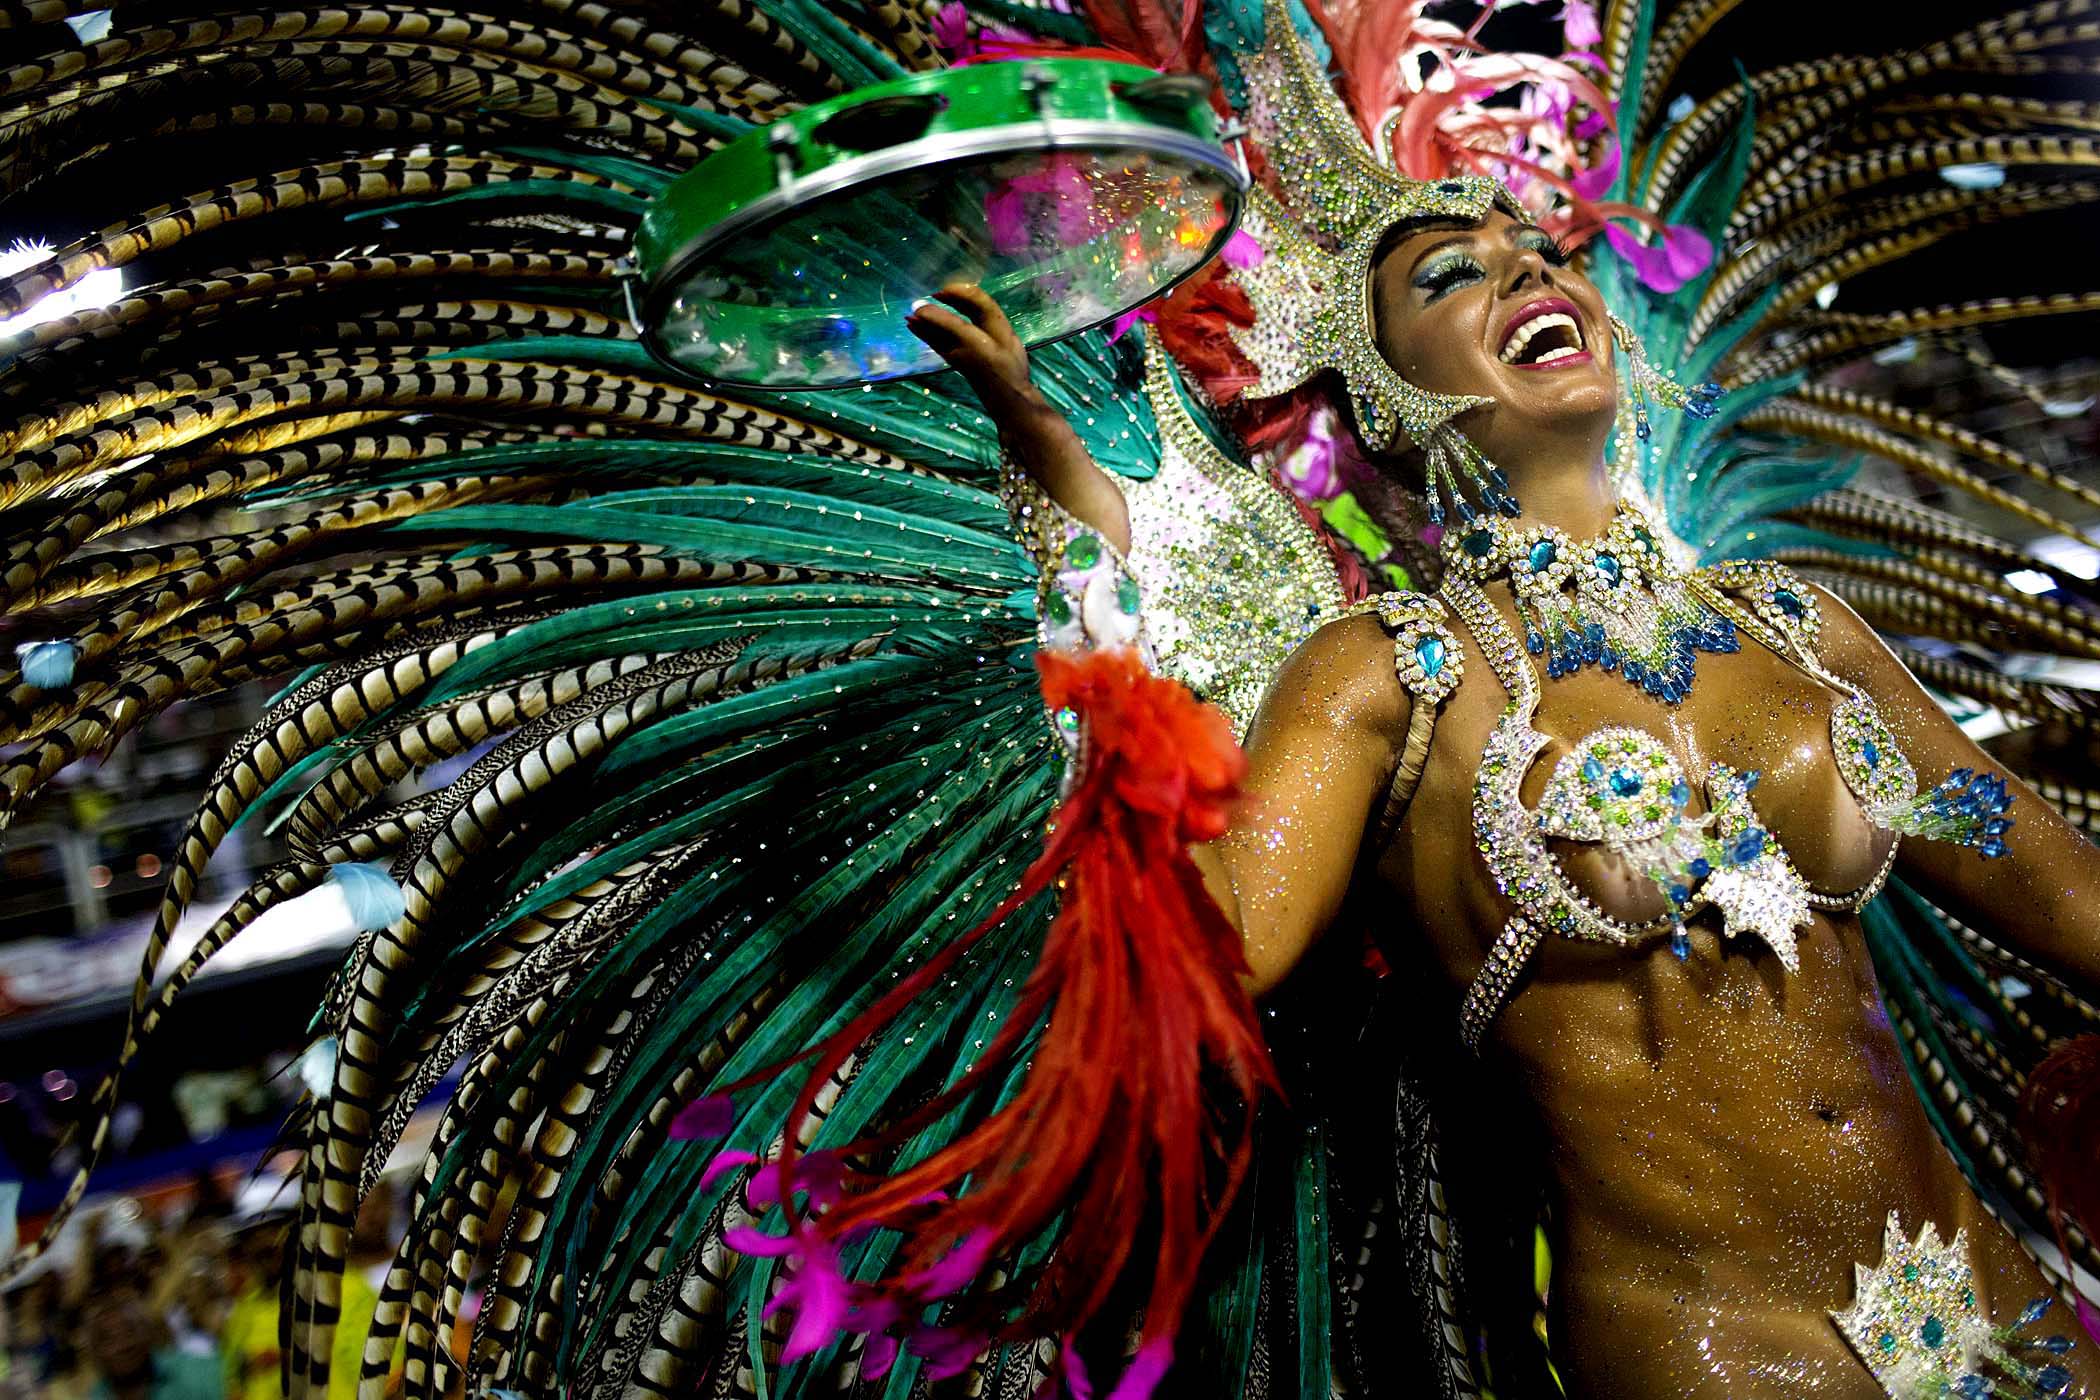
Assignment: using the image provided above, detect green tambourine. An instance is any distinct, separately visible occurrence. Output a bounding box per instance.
[631,58,1248,389]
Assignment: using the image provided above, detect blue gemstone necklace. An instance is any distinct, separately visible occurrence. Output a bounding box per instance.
[1440,506,1737,703]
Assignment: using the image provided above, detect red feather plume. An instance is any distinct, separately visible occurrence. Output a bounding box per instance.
[705,648,1275,1397]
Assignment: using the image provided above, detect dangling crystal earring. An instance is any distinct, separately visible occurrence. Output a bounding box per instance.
[1609,312,1723,441]
[1341,352,1520,526]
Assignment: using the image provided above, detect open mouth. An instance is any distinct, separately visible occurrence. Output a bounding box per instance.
[1498,300,1588,367]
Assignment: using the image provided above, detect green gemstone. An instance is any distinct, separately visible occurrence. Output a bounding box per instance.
[1046,591,1072,625]
[1920,1316,1946,1348]
[1116,576,1141,615]
[1878,1333,1896,1353]
[1462,529,1496,558]
[1903,1265,1918,1282]
[1066,533,1101,569]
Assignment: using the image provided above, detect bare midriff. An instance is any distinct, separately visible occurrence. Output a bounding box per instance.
[1373,589,2100,1399]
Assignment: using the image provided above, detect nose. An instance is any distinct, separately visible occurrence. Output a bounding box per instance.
[1501,244,1556,298]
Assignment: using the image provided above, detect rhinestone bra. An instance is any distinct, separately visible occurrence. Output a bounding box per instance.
[1437,531,1999,1051]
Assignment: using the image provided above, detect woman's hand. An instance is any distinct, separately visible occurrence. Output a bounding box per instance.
[907,283,1132,554]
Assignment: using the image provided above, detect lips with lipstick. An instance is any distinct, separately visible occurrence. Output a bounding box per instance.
[1499,298,1590,368]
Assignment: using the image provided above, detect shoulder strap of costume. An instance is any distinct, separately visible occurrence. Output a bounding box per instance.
[1316,591,1464,847]
[1695,557,1827,668]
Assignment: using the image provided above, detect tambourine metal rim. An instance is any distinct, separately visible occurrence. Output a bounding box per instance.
[631,59,1249,389]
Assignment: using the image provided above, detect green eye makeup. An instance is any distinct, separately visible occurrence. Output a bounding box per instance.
[1414,252,1485,300]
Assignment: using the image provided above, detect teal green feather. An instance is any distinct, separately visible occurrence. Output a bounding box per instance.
[1293,1122,1334,1399]
[340,180,649,224]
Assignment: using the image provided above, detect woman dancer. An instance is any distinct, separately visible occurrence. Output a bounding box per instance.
[2,0,2098,1395]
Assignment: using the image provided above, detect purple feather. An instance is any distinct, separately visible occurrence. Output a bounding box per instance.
[667,1093,733,1141]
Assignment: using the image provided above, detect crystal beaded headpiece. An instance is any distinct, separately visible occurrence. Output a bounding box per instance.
[1228,0,1534,459]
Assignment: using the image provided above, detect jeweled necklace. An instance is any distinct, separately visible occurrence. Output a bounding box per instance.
[1439,505,1737,703]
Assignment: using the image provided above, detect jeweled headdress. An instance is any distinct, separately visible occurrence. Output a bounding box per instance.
[1211,0,1714,529]
[1224,0,1537,521]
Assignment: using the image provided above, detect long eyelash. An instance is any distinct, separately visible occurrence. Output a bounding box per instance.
[1415,255,1483,300]
[1524,232,1573,266]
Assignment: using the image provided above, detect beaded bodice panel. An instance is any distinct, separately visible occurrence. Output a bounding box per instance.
[1119,337,1346,735]
[997,334,1345,739]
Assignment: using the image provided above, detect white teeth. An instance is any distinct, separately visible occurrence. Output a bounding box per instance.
[1531,345,1582,364]
[1499,312,1581,364]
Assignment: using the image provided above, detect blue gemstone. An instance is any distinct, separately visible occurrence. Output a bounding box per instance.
[1526,629,1545,655]
[1462,528,1496,558]
[1582,756,1605,784]
[1609,767,1644,797]
[1669,782,1691,808]
[1595,552,1622,584]
[1528,539,1558,572]
[1980,837,2008,860]
[2038,1364,2072,1394]
[1742,770,1761,792]
[1774,588,1804,618]
[2043,1335,2074,1355]
[1954,1377,1989,1399]
[1731,828,1767,864]
[1668,883,1690,905]
[1670,927,1691,959]
[1921,1317,1946,1349]
[1862,739,1880,769]
[1688,857,1712,878]
[1415,635,1447,677]
[2020,1298,2054,1327]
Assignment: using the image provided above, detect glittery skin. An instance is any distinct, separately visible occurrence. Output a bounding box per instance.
[999,358,2091,1400]
[1375,581,2099,1399]
[984,10,2087,1381]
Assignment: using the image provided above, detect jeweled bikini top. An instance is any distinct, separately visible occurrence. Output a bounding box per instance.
[1356,507,2014,1051]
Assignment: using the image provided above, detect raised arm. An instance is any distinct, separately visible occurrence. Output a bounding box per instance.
[1810,583,2100,995]
[914,286,1410,997]
[908,284,1132,553]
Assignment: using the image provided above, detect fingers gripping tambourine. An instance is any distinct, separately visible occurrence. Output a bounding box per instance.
[631,59,1249,389]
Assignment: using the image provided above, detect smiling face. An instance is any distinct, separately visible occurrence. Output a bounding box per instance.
[1368,210,1618,474]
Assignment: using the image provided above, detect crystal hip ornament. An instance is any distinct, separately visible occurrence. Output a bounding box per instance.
[1609,311,1723,442]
